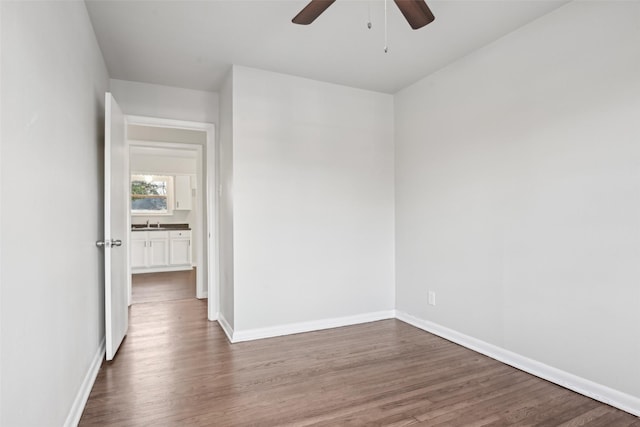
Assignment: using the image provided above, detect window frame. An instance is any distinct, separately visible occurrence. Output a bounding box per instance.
[130,174,174,216]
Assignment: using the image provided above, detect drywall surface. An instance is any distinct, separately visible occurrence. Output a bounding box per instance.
[130,154,197,176]
[395,1,640,398]
[218,69,234,328]
[110,78,218,124]
[231,66,395,331]
[128,125,207,144]
[0,1,109,425]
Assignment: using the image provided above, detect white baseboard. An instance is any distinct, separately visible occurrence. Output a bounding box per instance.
[64,337,105,427]
[231,310,396,343]
[132,265,193,274]
[217,312,234,343]
[395,310,640,417]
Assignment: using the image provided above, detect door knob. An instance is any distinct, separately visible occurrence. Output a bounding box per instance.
[96,239,122,248]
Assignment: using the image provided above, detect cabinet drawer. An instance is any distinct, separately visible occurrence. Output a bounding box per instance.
[170,230,190,238]
[131,231,148,240]
[148,230,169,239]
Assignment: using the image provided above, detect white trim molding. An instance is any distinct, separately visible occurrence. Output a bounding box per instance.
[231,310,396,343]
[125,115,218,323]
[131,266,194,275]
[126,115,214,132]
[395,310,640,417]
[217,313,234,343]
[64,338,106,427]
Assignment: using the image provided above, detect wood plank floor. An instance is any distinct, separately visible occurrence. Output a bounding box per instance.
[131,269,196,304]
[80,299,639,426]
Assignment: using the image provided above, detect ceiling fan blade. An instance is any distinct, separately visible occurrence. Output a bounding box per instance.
[393,0,435,30]
[292,0,337,25]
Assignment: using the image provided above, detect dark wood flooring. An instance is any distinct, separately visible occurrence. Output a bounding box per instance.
[80,299,638,426]
[131,269,196,304]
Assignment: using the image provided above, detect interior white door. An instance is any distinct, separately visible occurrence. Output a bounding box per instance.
[103,92,128,361]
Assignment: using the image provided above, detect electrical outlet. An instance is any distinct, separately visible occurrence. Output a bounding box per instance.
[428,291,436,306]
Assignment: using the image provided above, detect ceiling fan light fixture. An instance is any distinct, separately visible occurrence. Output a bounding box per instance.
[292,0,435,30]
[393,0,435,29]
[292,0,337,25]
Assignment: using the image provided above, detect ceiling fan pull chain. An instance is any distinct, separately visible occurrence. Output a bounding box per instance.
[384,0,388,53]
[367,1,372,29]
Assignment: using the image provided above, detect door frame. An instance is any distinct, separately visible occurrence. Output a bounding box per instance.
[125,115,218,321]
[129,142,203,286]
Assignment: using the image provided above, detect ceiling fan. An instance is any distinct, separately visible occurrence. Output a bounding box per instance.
[292,0,435,30]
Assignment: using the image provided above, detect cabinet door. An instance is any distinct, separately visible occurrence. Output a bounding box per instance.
[148,232,169,266]
[174,175,192,210]
[170,238,191,265]
[169,230,191,265]
[130,232,148,268]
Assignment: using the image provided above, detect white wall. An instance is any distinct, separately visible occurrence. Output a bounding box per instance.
[131,154,197,177]
[395,0,640,400]
[218,69,234,328]
[0,1,109,425]
[231,66,395,332]
[109,78,218,124]
[128,125,207,145]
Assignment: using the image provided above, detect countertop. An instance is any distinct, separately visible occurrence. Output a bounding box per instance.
[131,223,191,231]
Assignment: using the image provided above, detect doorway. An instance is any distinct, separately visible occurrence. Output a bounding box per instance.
[125,117,217,318]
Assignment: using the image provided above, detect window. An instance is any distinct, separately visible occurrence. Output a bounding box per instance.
[131,175,172,215]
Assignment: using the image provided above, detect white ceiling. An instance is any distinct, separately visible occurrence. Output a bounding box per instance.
[85,0,570,94]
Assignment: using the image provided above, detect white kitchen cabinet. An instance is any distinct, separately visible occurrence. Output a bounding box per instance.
[148,231,169,267]
[169,230,192,265]
[131,229,192,273]
[174,175,192,211]
[130,232,147,268]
